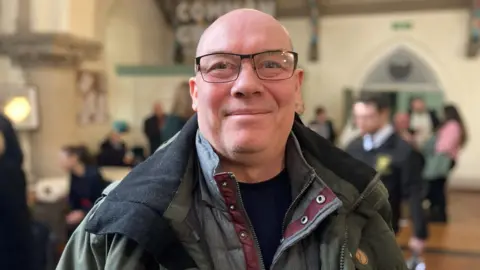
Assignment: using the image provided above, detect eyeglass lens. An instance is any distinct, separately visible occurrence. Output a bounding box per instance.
[198,51,296,83]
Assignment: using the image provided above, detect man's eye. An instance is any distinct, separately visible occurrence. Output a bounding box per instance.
[211,63,228,70]
[261,61,282,68]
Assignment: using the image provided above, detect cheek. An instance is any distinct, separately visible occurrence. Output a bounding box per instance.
[267,83,297,109]
[196,84,230,119]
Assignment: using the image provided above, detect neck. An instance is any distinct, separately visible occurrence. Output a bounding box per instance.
[219,149,285,184]
[370,122,390,135]
[71,163,86,176]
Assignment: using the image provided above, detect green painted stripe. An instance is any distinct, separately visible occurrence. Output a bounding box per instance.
[116,65,194,77]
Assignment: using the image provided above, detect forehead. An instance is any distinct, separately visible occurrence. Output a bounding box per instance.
[198,17,291,55]
[354,103,378,115]
[412,99,424,104]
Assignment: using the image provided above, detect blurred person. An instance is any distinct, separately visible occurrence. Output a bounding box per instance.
[346,93,428,255]
[424,104,467,223]
[58,9,407,270]
[0,113,32,270]
[394,112,425,173]
[394,112,416,145]
[59,145,108,237]
[308,106,336,143]
[143,102,165,155]
[409,97,439,148]
[97,121,133,167]
[338,116,361,149]
[160,81,195,143]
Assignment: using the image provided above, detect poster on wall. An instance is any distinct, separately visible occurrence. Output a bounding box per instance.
[0,85,40,131]
[76,70,109,125]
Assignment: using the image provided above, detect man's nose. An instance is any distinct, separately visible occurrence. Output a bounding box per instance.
[230,61,264,98]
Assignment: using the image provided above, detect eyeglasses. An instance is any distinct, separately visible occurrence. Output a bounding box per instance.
[195,50,298,83]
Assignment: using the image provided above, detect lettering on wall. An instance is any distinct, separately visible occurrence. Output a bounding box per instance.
[173,0,276,64]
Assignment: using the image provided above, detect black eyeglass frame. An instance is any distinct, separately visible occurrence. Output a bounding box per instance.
[195,50,299,83]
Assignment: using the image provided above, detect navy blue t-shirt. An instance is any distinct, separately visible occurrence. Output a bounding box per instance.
[238,169,292,269]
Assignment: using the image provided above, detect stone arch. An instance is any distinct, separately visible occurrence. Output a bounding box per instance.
[361,45,442,92]
[349,38,446,93]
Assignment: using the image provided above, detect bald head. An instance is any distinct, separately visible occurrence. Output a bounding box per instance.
[196,9,293,56]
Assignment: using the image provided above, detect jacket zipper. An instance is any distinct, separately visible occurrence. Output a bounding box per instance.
[269,172,316,269]
[339,225,349,270]
[231,173,266,270]
[281,172,316,235]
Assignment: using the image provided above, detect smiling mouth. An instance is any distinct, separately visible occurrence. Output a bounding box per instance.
[227,111,271,116]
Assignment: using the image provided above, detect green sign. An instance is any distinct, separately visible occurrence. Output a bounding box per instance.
[391,21,413,31]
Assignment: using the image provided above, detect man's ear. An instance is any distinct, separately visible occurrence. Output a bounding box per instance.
[295,69,304,95]
[293,69,304,108]
[189,77,198,111]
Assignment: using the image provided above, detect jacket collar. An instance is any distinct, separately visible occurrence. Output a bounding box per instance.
[195,130,316,211]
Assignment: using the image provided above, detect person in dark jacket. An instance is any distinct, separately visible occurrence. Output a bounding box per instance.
[160,81,195,143]
[308,106,336,143]
[57,9,407,270]
[97,121,133,167]
[60,145,108,237]
[346,93,428,256]
[143,102,165,156]
[0,113,32,270]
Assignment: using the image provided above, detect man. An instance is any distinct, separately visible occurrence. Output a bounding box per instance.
[57,9,407,269]
[143,102,165,155]
[0,113,32,270]
[394,112,415,146]
[346,94,428,256]
[308,106,336,143]
[408,97,439,148]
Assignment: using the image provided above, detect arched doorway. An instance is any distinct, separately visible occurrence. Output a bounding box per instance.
[339,45,444,148]
[360,46,444,115]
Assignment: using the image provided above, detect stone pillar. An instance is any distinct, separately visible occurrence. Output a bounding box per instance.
[0,33,102,178]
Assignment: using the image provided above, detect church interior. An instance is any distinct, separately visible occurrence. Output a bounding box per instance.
[0,0,480,269]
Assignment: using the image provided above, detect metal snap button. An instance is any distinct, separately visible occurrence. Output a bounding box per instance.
[222,181,228,187]
[300,216,309,225]
[239,231,248,239]
[316,195,326,204]
[229,205,235,210]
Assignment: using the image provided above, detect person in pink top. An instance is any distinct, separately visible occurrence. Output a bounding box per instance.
[427,104,467,223]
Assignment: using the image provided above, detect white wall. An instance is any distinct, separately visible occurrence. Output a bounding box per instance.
[30,0,70,33]
[0,0,18,34]
[76,0,174,150]
[69,0,96,39]
[280,9,480,189]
